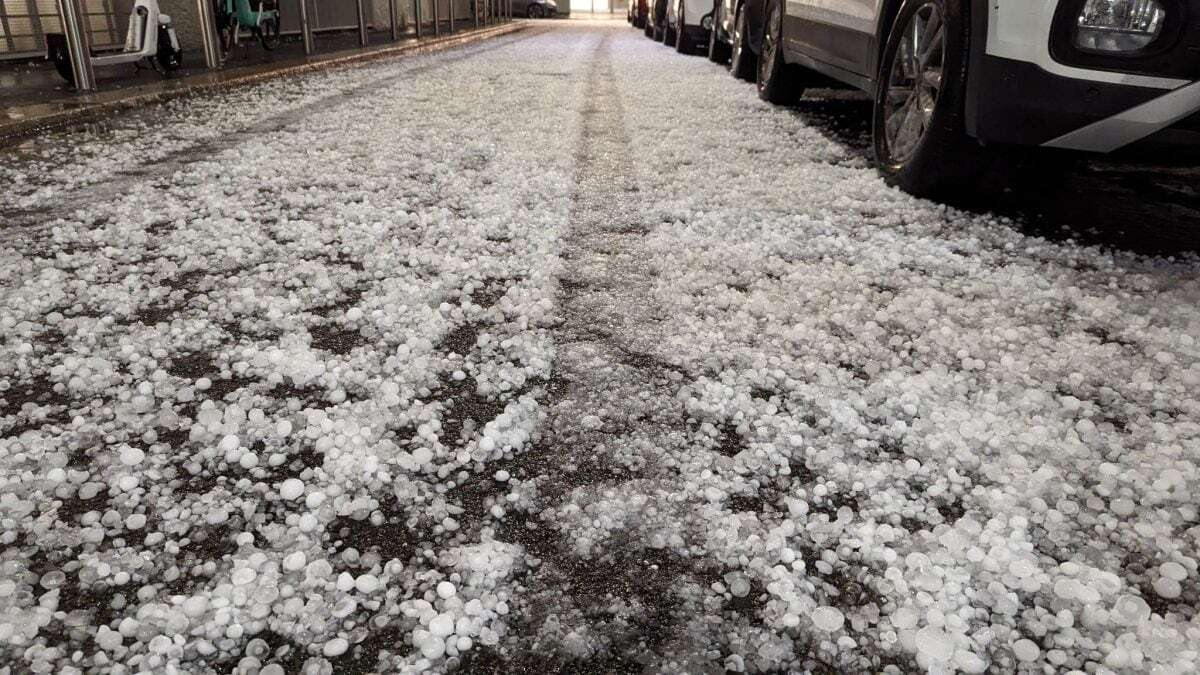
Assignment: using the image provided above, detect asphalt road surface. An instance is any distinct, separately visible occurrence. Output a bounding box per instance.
[1,18,1198,675]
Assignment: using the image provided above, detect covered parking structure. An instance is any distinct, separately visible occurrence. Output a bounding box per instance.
[0,0,514,91]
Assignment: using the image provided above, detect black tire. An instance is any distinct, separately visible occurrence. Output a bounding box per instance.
[707,5,730,63]
[675,4,693,53]
[258,11,280,50]
[47,36,76,87]
[871,0,991,197]
[218,17,236,61]
[756,0,800,104]
[156,31,183,72]
[729,2,755,81]
[663,20,675,44]
[645,20,655,37]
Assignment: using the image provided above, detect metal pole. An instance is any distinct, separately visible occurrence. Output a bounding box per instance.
[298,0,314,54]
[357,0,369,46]
[473,0,478,28]
[389,0,399,39]
[55,0,95,91]
[433,0,439,35]
[414,0,422,36]
[196,0,222,68]
[448,0,455,33]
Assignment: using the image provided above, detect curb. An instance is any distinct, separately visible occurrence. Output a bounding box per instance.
[0,21,528,148]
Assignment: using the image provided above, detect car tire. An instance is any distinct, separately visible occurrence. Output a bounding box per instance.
[46,35,76,86]
[645,20,655,37]
[663,20,676,44]
[729,2,756,81]
[675,5,693,54]
[707,6,731,63]
[871,0,992,197]
[756,0,801,104]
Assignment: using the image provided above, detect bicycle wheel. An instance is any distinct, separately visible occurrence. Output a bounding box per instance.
[218,16,236,61]
[258,5,280,50]
[155,25,183,73]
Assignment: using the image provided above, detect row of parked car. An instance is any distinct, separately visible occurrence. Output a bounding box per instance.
[628,0,1200,198]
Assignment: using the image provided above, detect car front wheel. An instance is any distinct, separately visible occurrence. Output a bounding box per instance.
[871,0,992,197]
[756,0,800,104]
[729,3,755,81]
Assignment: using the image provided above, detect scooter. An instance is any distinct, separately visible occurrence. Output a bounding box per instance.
[46,0,183,88]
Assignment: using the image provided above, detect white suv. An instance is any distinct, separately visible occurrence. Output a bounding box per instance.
[709,0,1200,196]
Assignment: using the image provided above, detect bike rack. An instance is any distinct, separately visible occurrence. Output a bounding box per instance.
[298,0,315,55]
[54,0,95,91]
[196,0,223,68]
[356,0,368,46]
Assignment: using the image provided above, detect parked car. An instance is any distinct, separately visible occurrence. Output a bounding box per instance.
[716,0,1200,197]
[705,0,749,71]
[516,0,557,18]
[628,0,648,28]
[665,0,714,54]
[644,0,668,41]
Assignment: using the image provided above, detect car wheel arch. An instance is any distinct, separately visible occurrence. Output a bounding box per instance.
[873,0,985,73]
[740,0,767,55]
[872,0,906,73]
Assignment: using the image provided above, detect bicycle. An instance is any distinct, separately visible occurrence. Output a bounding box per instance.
[214,0,281,60]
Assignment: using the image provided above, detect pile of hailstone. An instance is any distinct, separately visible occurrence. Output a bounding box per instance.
[0,27,571,674]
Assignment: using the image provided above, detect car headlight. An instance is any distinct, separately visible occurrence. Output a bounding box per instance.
[1075,0,1166,53]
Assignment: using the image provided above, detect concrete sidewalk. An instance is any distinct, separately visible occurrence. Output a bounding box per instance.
[0,18,524,147]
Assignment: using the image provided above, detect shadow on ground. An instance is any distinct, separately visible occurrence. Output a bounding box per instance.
[793,89,1200,256]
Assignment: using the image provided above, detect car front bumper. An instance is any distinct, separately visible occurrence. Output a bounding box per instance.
[966,0,1200,153]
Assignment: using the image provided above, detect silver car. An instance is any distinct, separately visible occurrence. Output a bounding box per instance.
[514,0,558,18]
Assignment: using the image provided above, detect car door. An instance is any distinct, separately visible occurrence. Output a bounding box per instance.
[782,0,881,77]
